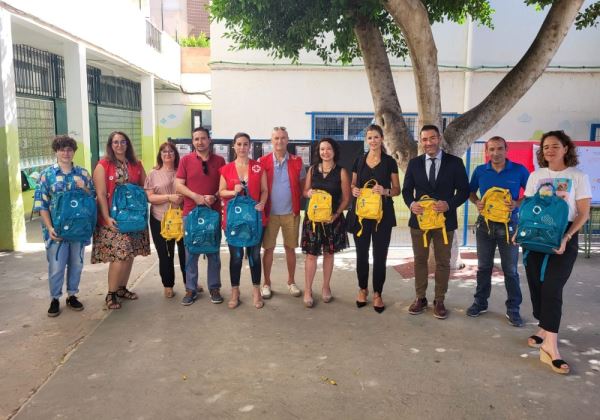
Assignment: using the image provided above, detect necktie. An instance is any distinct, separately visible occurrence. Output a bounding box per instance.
[428,157,436,187]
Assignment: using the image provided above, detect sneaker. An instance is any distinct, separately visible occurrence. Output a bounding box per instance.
[66,295,84,311]
[181,291,198,306]
[433,300,448,319]
[47,299,60,317]
[466,303,487,317]
[261,284,272,299]
[506,312,524,327]
[210,288,224,304]
[287,283,301,297]
[408,297,428,315]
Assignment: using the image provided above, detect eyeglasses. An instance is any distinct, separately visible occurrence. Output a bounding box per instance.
[161,150,174,155]
[112,140,127,146]
[202,160,208,175]
[273,126,287,131]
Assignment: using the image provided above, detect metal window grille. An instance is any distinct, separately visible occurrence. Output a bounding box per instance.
[98,76,141,111]
[314,117,344,140]
[146,20,162,52]
[13,44,65,99]
[348,117,375,140]
[16,97,56,169]
[97,107,142,159]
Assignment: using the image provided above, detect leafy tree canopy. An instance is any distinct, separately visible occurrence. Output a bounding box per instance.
[210,0,598,64]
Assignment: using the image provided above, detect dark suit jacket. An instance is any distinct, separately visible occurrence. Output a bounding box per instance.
[402,151,469,231]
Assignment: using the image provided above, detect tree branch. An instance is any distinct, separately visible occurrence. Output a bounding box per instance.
[444,0,585,155]
[353,16,416,170]
[384,0,443,136]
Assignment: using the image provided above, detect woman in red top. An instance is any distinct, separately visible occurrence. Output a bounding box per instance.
[92,131,150,309]
[218,132,268,309]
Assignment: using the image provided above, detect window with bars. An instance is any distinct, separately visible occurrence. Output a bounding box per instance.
[312,113,458,140]
[16,97,57,169]
[97,107,142,159]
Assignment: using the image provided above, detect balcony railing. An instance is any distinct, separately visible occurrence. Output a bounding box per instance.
[146,20,161,52]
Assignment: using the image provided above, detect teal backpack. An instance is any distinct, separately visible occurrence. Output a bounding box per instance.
[225,192,263,249]
[51,188,97,243]
[110,183,148,233]
[515,183,569,282]
[184,205,221,255]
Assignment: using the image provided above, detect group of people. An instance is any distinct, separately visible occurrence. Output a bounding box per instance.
[34,125,591,375]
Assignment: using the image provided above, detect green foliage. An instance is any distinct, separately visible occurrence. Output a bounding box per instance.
[575,1,600,29]
[179,33,210,47]
[210,0,495,64]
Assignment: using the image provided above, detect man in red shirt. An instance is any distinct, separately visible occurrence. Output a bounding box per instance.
[176,127,226,305]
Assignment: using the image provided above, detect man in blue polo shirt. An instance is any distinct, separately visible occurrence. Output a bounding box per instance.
[467,136,530,326]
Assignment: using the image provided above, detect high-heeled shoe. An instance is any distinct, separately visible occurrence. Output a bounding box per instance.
[539,347,570,374]
[373,293,385,314]
[322,288,333,303]
[228,287,240,309]
[304,293,314,308]
[252,287,264,309]
[528,335,543,348]
[356,289,368,308]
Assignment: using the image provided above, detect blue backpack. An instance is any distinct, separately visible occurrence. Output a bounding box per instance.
[110,183,148,233]
[515,183,569,282]
[51,189,97,243]
[184,205,221,255]
[225,193,263,249]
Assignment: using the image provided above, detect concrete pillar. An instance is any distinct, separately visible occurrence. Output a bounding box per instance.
[141,75,157,170]
[63,42,91,171]
[0,10,26,251]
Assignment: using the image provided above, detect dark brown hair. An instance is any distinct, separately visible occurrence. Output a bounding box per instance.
[537,130,579,168]
[420,125,440,136]
[155,142,180,169]
[52,135,78,152]
[365,124,388,154]
[313,137,340,164]
[192,126,210,138]
[105,131,138,163]
[231,132,251,159]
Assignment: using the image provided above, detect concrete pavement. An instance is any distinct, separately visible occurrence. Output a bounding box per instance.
[1,223,600,419]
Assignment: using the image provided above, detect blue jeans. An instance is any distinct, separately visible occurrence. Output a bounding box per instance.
[46,241,85,299]
[228,244,262,287]
[474,216,522,313]
[184,249,221,292]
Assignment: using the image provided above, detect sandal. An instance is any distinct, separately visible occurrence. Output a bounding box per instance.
[540,347,570,374]
[228,287,240,309]
[528,335,544,348]
[105,292,121,310]
[164,288,175,298]
[252,287,264,309]
[116,287,138,300]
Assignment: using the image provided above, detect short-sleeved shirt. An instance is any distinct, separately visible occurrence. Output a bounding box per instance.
[470,159,530,220]
[33,163,95,244]
[176,152,225,216]
[524,166,592,222]
[348,153,398,231]
[270,153,307,215]
[144,168,179,221]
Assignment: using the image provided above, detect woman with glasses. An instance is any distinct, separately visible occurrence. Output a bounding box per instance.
[347,124,400,313]
[92,131,150,309]
[144,142,186,298]
[517,130,591,374]
[218,132,268,309]
[301,137,350,307]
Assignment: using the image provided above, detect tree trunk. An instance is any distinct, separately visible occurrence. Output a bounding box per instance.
[353,16,416,171]
[384,0,443,141]
[443,0,585,156]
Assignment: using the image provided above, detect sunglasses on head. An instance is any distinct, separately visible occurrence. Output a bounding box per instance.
[273,126,287,131]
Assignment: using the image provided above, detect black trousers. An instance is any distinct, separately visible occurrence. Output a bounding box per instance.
[149,214,186,288]
[525,229,578,333]
[353,219,393,294]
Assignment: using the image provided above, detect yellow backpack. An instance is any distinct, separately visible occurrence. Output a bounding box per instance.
[480,187,512,242]
[160,204,184,241]
[416,195,447,248]
[307,189,332,230]
[355,179,383,237]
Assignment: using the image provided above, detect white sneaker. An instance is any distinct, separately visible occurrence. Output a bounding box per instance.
[288,283,301,297]
[260,285,272,299]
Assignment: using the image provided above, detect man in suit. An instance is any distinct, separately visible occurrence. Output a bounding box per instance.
[402,125,469,319]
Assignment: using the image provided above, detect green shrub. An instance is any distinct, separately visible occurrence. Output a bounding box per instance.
[179,33,210,47]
